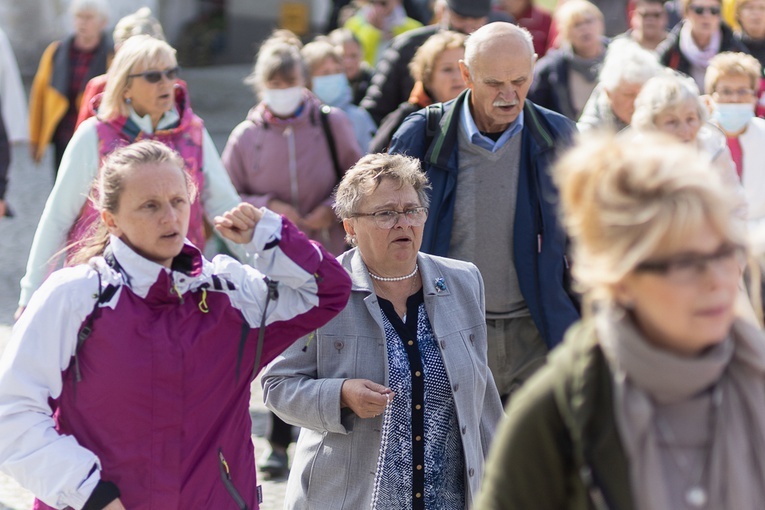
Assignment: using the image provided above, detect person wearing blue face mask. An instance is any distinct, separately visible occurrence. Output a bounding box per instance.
[303,39,377,153]
[705,51,765,231]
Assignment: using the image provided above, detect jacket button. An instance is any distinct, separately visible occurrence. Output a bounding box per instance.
[469,468,475,477]
[334,341,344,351]
[415,493,422,499]
[416,464,422,470]
[453,383,459,392]
[416,435,422,441]
[415,371,421,377]
[408,340,414,346]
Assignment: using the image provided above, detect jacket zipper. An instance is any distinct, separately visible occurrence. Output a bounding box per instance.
[219,449,249,510]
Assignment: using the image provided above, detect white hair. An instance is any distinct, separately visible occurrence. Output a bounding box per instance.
[631,71,708,131]
[463,22,535,75]
[69,0,109,20]
[598,39,664,92]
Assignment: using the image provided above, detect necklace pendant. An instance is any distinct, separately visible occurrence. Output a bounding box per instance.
[685,487,707,507]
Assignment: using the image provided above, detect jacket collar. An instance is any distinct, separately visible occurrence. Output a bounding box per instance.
[108,235,204,299]
[343,248,450,297]
[427,90,557,168]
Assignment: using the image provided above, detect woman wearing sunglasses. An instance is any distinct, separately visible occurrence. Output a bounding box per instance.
[15,34,243,320]
[656,0,749,91]
[261,153,503,510]
[476,132,765,510]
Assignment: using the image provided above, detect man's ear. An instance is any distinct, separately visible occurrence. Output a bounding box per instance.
[101,210,122,237]
[459,60,472,88]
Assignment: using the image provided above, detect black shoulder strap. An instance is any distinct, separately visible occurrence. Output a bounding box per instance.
[425,102,444,148]
[319,105,343,183]
[73,249,122,382]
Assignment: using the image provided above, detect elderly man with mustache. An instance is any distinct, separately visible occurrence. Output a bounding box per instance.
[388,22,580,403]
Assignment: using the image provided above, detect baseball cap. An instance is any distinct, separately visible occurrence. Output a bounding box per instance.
[446,0,491,18]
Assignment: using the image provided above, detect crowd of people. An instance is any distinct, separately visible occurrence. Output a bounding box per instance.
[2,0,765,509]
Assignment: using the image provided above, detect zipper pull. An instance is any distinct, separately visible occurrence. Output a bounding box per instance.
[537,234,542,254]
[219,450,231,479]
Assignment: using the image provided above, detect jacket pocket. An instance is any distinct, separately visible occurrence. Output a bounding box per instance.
[219,448,249,510]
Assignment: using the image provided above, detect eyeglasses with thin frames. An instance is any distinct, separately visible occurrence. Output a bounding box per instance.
[128,67,180,84]
[634,243,744,284]
[352,207,429,229]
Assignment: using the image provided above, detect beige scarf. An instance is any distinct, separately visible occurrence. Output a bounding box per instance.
[597,307,765,509]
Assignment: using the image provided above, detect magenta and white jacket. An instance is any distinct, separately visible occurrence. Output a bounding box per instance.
[0,209,351,510]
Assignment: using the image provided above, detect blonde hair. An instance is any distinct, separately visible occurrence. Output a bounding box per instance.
[301,40,342,74]
[408,31,466,88]
[631,72,708,131]
[113,7,165,48]
[704,51,762,94]
[69,141,197,266]
[245,36,307,93]
[100,35,177,121]
[554,0,604,43]
[555,132,744,308]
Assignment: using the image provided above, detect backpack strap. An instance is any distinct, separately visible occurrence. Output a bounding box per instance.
[319,105,343,183]
[72,248,122,385]
[425,102,444,147]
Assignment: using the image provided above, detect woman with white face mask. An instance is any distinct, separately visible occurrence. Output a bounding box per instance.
[302,39,376,153]
[222,34,364,478]
[223,35,363,257]
[705,52,765,233]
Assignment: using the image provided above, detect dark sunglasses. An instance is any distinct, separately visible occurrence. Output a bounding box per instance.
[688,5,721,15]
[128,67,180,83]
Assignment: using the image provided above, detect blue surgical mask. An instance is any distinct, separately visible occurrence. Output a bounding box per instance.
[713,103,755,134]
[311,73,351,106]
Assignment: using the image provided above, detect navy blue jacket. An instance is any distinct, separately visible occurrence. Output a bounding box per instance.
[388,90,580,348]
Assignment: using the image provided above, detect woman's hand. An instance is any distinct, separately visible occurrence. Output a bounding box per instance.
[301,205,337,231]
[267,199,302,225]
[340,379,394,419]
[103,499,126,510]
[214,203,263,245]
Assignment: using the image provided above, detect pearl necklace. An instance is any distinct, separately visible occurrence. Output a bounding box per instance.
[368,264,419,282]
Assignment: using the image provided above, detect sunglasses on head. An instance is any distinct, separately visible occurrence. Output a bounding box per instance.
[128,67,180,83]
[688,4,721,15]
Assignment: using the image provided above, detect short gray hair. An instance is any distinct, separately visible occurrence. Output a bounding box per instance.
[463,22,534,76]
[334,153,431,241]
[69,0,109,19]
[599,39,663,92]
[631,72,708,131]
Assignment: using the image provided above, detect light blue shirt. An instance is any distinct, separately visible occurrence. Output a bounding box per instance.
[460,90,524,152]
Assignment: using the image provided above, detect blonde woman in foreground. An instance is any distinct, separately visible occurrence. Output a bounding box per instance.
[476,132,765,510]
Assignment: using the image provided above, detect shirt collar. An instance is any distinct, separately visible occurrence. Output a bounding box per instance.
[108,234,203,299]
[127,106,181,135]
[460,89,524,152]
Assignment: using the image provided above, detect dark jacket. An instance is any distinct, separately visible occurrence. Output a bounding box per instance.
[656,20,749,76]
[369,101,420,153]
[388,90,580,348]
[474,320,634,510]
[361,24,440,125]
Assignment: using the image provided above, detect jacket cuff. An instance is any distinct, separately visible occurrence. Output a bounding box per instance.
[82,480,120,510]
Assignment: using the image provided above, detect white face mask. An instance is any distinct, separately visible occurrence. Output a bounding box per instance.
[312,73,352,106]
[262,86,304,117]
[713,103,755,134]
